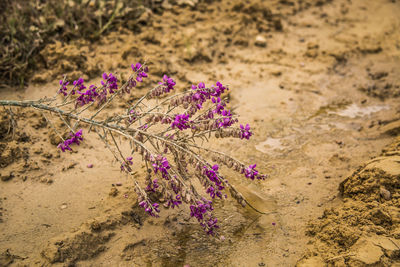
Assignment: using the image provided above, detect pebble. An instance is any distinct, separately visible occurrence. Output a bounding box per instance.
[255,35,267,47]
[87,164,94,168]
[380,186,391,200]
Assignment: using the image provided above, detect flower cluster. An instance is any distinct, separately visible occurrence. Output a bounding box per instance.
[171,114,190,130]
[190,198,219,235]
[145,75,176,100]
[188,81,228,112]
[139,199,160,217]
[131,63,148,82]
[203,165,224,199]
[165,194,183,209]
[145,178,159,192]
[152,155,171,179]
[57,129,84,152]
[159,74,176,93]
[101,72,118,94]
[73,77,86,94]
[244,164,262,180]
[239,124,252,140]
[58,80,70,96]
[76,85,99,107]
[121,156,133,171]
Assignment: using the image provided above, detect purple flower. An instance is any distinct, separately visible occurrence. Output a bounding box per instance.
[76,85,99,107]
[182,81,229,118]
[171,114,190,130]
[131,63,148,84]
[158,75,176,93]
[239,124,252,140]
[138,124,148,130]
[121,156,133,171]
[203,165,224,198]
[58,80,70,96]
[101,73,118,94]
[145,178,159,192]
[131,63,142,72]
[190,198,219,235]
[166,194,182,208]
[244,164,258,180]
[73,77,86,91]
[152,156,170,179]
[139,199,160,217]
[57,129,84,152]
[243,164,266,180]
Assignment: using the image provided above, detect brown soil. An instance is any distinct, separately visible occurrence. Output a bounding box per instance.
[298,138,400,266]
[1,0,400,266]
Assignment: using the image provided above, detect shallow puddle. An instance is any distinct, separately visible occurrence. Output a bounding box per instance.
[330,103,389,118]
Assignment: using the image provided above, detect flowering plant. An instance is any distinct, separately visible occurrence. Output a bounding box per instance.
[0,62,267,235]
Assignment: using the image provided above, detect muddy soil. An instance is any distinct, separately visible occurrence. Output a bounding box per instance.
[1,0,400,266]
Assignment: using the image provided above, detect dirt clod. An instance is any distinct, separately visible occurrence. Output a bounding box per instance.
[300,137,400,266]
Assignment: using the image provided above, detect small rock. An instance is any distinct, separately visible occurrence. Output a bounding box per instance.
[233,37,249,47]
[87,164,94,168]
[255,35,267,47]
[304,42,319,58]
[109,187,119,197]
[1,172,14,182]
[60,204,68,210]
[307,42,319,50]
[380,186,391,200]
[90,220,101,231]
[176,0,198,7]
[271,70,282,76]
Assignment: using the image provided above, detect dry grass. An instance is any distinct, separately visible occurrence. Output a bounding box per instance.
[0,0,155,89]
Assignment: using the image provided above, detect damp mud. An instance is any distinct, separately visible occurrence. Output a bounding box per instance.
[1,0,400,266]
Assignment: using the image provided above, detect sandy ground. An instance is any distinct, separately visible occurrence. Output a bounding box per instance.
[1,0,400,266]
